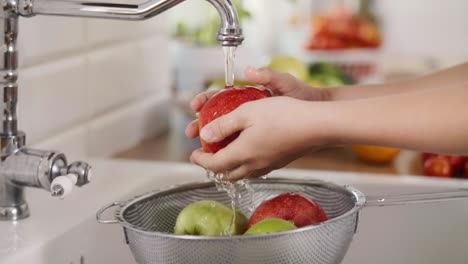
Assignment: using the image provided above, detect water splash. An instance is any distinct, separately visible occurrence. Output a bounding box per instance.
[205,169,255,235]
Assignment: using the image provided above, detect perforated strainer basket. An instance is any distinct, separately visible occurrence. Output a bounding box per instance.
[97,178,468,264]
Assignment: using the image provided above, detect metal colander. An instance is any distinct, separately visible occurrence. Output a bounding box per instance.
[97,178,468,264]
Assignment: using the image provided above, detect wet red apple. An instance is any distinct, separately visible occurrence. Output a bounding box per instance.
[248,192,328,229]
[198,86,271,153]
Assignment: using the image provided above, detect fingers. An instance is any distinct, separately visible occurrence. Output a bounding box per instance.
[191,142,272,181]
[245,66,275,85]
[185,119,200,138]
[200,108,247,143]
[224,166,271,182]
[190,90,219,112]
[190,148,241,173]
[245,66,299,96]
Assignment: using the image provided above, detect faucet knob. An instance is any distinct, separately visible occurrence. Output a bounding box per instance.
[64,161,92,187]
[51,161,92,198]
[51,174,77,198]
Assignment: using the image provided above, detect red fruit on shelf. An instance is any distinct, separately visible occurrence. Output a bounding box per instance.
[464,162,468,178]
[356,20,382,47]
[422,153,437,162]
[247,192,328,229]
[445,155,465,174]
[198,86,271,153]
[305,7,382,51]
[423,156,453,178]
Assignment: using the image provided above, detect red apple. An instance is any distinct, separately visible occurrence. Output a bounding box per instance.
[198,86,271,153]
[248,192,328,229]
[423,156,452,178]
[464,161,468,178]
[422,154,465,177]
[422,152,436,162]
[445,155,465,175]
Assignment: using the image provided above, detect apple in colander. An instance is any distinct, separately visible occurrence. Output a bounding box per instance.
[244,218,297,235]
[174,200,247,236]
[247,192,328,229]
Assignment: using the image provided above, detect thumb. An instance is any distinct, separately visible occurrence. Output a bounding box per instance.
[245,66,297,95]
[200,110,246,143]
[245,66,277,86]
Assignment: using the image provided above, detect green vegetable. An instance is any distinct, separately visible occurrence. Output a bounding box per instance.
[308,62,342,77]
[308,62,355,86]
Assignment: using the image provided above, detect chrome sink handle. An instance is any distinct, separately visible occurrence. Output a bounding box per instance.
[0,148,93,220]
[51,161,93,198]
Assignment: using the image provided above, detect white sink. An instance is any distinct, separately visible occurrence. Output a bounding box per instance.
[1,159,468,264]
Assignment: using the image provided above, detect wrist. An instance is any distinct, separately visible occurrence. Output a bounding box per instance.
[317,88,334,102]
[300,84,336,102]
[299,101,344,148]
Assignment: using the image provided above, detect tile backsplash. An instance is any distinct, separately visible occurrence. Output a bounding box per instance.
[17,15,171,160]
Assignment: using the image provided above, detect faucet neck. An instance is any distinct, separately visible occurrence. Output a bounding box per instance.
[207,0,244,46]
[18,0,244,46]
[0,7,25,157]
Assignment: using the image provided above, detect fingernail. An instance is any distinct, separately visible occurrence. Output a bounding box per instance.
[200,127,216,142]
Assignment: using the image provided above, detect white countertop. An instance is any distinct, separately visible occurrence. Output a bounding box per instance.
[1,158,468,264]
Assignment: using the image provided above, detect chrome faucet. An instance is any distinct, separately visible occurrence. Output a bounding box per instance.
[0,0,244,221]
[20,0,244,46]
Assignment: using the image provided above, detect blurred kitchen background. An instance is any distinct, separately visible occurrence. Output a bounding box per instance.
[22,0,468,179]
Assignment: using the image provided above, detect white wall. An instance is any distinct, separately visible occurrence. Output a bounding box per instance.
[17,14,171,160]
[375,0,468,59]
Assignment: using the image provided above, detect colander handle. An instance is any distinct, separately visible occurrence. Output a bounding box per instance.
[366,189,468,207]
[96,201,125,224]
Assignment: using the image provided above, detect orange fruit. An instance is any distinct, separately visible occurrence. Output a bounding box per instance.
[352,145,400,164]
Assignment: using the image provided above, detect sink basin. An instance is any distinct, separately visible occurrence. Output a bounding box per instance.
[1,159,468,263]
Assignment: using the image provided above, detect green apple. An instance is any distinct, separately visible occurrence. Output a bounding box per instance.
[174,200,247,236]
[244,218,297,235]
[268,56,309,82]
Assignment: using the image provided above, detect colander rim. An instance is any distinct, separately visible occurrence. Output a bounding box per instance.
[115,177,366,240]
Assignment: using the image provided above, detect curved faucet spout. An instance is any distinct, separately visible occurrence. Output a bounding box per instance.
[20,0,244,46]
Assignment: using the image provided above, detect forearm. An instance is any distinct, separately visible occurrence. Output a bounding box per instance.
[308,84,468,155]
[315,62,468,101]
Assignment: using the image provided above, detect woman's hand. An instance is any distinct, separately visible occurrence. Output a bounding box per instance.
[243,66,325,101]
[186,66,325,139]
[189,97,330,181]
